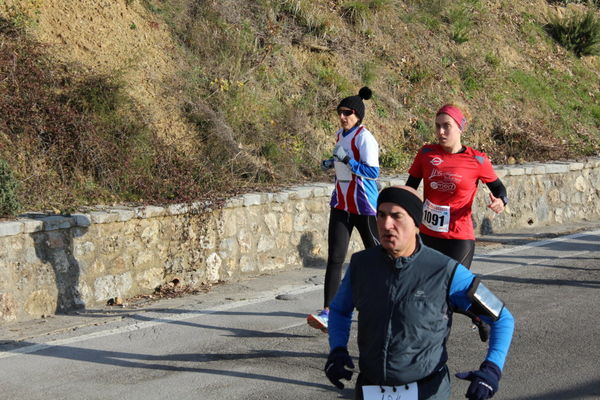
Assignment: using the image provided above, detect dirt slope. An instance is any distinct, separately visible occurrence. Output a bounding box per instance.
[1,0,192,145]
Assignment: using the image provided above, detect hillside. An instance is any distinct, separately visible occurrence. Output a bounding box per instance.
[0,0,599,214]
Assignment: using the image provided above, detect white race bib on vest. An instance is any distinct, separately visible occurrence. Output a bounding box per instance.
[362,382,418,400]
[422,199,450,232]
[334,160,353,181]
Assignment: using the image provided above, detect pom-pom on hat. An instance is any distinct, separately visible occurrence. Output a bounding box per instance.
[337,87,373,121]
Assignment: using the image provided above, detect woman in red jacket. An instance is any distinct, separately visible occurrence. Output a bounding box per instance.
[405,104,508,268]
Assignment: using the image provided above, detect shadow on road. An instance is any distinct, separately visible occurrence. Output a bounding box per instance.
[483,274,600,289]
[2,341,337,392]
[504,377,600,399]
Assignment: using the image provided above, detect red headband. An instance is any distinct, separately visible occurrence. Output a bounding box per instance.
[436,105,466,130]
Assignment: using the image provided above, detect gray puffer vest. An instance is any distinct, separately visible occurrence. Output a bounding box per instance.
[350,240,457,385]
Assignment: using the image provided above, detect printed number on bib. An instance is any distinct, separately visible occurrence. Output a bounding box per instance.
[422,199,450,232]
[362,383,418,400]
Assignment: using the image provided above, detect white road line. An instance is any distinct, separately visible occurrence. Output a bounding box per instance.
[0,284,320,359]
[2,230,598,359]
[474,229,600,260]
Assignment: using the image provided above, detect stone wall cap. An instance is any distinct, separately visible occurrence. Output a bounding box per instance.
[16,217,45,233]
[506,166,525,176]
[545,163,569,174]
[569,162,584,171]
[272,192,290,203]
[167,203,190,215]
[286,187,313,200]
[223,197,244,208]
[135,205,167,218]
[242,193,263,207]
[89,211,120,224]
[71,213,92,227]
[111,209,136,222]
[42,215,75,231]
[0,220,24,237]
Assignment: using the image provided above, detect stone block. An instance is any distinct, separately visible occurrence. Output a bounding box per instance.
[387,177,406,187]
[0,221,23,237]
[136,268,163,291]
[312,186,326,197]
[545,163,569,174]
[287,187,313,200]
[272,191,290,203]
[72,214,92,227]
[239,254,256,273]
[223,197,244,208]
[206,253,222,282]
[17,217,45,233]
[94,272,133,302]
[89,211,119,224]
[0,292,17,322]
[24,290,55,317]
[167,203,189,215]
[136,205,166,219]
[242,193,263,207]
[506,167,525,176]
[569,162,584,171]
[112,209,135,222]
[43,216,74,231]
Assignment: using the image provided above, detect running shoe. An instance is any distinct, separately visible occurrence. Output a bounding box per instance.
[307,309,329,333]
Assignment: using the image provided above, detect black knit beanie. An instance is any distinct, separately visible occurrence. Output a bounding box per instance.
[377,187,423,227]
[337,87,373,121]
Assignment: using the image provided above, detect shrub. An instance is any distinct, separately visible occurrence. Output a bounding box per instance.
[545,8,600,57]
[0,159,19,216]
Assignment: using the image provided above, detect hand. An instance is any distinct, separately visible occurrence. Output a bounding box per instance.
[333,145,351,164]
[321,158,334,171]
[487,193,505,214]
[324,347,355,389]
[456,360,501,400]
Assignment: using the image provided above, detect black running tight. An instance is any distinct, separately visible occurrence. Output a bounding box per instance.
[323,208,379,308]
[420,232,475,269]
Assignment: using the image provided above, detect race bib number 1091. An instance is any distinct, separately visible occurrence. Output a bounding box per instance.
[422,200,450,232]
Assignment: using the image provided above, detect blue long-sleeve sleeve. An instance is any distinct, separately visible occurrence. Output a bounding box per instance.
[449,264,515,370]
[348,159,379,179]
[328,266,355,351]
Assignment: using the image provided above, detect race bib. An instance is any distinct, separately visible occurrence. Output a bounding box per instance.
[422,199,450,232]
[362,382,418,400]
[334,160,353,181]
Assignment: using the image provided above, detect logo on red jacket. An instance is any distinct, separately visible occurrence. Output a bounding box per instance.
[430,157,443,166]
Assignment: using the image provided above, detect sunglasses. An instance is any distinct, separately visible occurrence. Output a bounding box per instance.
[337,109,354,117]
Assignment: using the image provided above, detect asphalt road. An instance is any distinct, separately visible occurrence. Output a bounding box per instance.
[1,223,599,400]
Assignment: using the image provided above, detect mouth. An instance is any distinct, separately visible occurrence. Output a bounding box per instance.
[381,233,395,241]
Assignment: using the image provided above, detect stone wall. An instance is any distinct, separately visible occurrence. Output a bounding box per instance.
[1,157,599,322]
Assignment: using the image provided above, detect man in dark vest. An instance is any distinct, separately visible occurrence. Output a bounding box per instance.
[324,186,514,400]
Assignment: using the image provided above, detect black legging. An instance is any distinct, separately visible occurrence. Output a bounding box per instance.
[420,232,475,269]
[324,208,379,308]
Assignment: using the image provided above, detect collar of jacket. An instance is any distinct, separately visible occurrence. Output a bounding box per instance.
[382,234,423,270]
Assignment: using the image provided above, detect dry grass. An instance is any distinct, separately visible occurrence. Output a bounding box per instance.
[0,0,599,214]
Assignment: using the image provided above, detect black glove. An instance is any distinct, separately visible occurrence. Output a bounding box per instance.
[333,145,351,164]
[324,347,355,389]
[455,360,501,400]
[321,158,334,171]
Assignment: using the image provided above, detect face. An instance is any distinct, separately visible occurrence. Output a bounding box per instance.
[435,113,463,153]
[376,203,419,258]
[338,107,359,131]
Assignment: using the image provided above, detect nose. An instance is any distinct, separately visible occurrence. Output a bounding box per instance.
[382,216,394,230]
